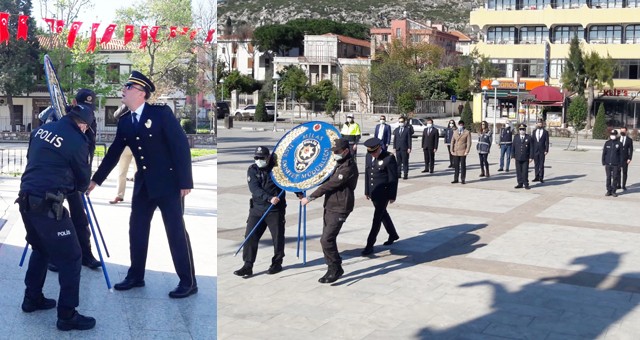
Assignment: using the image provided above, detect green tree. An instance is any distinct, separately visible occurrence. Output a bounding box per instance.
[252,24,303,55]
[224,70,257,94]
[398,92,416,115]
[325,88,340,124]
[280,65,308,104]
[254,95,268,122]
[583,51,616,129]
[455,49,499,101]
[0,0,42,131]
[592,103,607,139]
[461,101,473,128]
[561,36,586,97]
[568,96,588,148]
[370,59,418,107]
[418,67,457,100]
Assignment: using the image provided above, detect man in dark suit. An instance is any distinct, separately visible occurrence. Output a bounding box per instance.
[362,137,399,256]
[603,130,623,197]
[532,119,549,183]
[88,71,197,298]
[421,118,439,173]
[512,123,533,189]
[373,115,392,151]
[618,127,633,191]
[393,116,412,179]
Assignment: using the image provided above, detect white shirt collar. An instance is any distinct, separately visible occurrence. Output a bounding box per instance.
[132,102,146,116]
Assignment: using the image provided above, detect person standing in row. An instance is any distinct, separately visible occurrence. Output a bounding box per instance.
[477,124,492,178]
[301,138,358,284]
[532,119,549,183]
[512,123,533,190]
[443,119,456,168]
[450,120,471,184]
[618,127,633,191]
[373,115,392,151]
[393,116,412,180]
[362,137,399,256]
[498,122,513,172]
[421,118,439,174]
[341,113,361,157]
[602,130,623,197]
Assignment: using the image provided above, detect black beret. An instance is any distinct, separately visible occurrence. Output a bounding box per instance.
[331,138,350,151]
[254,146,270,158]
[75,89,96,109]
[68,104,95,124]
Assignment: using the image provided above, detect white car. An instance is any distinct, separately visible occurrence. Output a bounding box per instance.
[389,118,445,138]
[234,105,276,121]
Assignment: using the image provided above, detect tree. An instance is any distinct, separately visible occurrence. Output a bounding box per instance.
[418,67,457,100]
[325,88,340,124]
[370,59,418,107]
[380,39,444,71]
[592,103,607,140]
[568,96,588,149]
[455,49,499,101]
[561,36,586,97]
[254,95,268,122]
[583,51,615,129]
[461,101,473,128]
[0,0,43,131]
[398,92,416,115]
[224,70,257,94]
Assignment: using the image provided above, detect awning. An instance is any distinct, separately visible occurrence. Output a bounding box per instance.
[529,85,563,102]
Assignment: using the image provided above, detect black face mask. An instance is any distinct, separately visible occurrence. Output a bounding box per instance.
[621,132,627,136]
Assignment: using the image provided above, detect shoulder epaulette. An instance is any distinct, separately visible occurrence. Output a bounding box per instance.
[150,102,166,106]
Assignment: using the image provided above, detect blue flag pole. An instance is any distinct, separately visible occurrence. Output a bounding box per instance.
[234,189,286,257]
[19,242,29,267]
[81,194,112,290]
[86,195,110,257]
[296,199,302,258]
[303,190,307,265]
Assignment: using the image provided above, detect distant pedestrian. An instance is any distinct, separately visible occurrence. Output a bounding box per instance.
[393,116,412,180]
[477,124,492,177]
[512,123,533,189]
[498,121,513,172]
[602,130,623,197]
[450,120,472,184]
[373,115,392,151]
[362,137,399,256]
[443,119,456,168]
[532,119,549,183]
[421,118,439,173]
[340,113,361,157]
[618,127,633,191]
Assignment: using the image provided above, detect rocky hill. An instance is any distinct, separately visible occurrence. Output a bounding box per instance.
[217,0,483,33]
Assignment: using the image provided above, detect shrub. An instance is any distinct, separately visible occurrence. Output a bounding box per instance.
[254,96,268,122]
[461,101,473,130]
[180,119,195,134]
[592,103,607,139]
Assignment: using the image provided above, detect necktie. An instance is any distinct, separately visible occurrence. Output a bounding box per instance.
[428,128,431,135]
[622,137,626,145]
[400,127,403,135]
[132,112,139,128]
[521,136,524,142]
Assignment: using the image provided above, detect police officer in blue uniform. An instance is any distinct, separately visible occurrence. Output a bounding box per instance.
[17,104,96,331]
[362,137,399,256]
[512,123,533,190]
[602,130,623,197]
[234,146,286,277]
[88,71,197,298]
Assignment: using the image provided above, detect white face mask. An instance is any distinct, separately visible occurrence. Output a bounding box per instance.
[459,126,464,131]
[505,124,510,128]
[255,159,268,168]
[448,123,454,127]
[519,130,526,136]
[347,118,353,123]
[380,120,385,124]
[426,123,433,128]
[610,135,617,140]
[333,153,345,161]
[398,122,405,127]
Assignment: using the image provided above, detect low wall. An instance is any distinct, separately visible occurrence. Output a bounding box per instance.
[0,131,216,146]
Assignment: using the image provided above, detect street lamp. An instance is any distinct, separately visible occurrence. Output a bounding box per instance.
[273,73,280,132]
[559,82,566,128]
[481,86,489,119]
[220,78,225,103]
[491,79,500,144]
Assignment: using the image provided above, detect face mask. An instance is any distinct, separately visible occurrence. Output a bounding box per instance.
[399,122,405,127]
[333,153,345,161]
[519,130,525,135]
[347,118,353,123]
[610,135,617,140]
[621,132,626,136]
[459,126,464,131]
[380,120,385,124]
[255,159,268,168]
[426,123,433,128]
[448,123,454,127]
[505,124,510,128]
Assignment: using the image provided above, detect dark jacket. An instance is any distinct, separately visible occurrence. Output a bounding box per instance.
[309,155,358,214]
[247,162,286,213]
[602,139,623,166]
[92,103,194,199]
[393,125,412,150]
[374,123,392,147]
[365,150,398,201]
[499,127,513,145]
[21,116,91,196]
[477,132,492,154]
[444,127,454,145]
[620,135,634,162]
[421,126,439,150]
[512,133,533,161]
[532,128,550,154]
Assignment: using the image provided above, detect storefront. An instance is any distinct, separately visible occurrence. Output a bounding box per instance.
[590,88,640,129]
[473,79,546,123]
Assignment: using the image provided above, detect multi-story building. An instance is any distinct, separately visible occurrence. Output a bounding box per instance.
[216,33,274,81]
[450,30,474,56]
[470,0,640,128]
[370,18,460,60]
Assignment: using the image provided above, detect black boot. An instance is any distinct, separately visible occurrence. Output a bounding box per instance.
[319,265,344,284]
[22,292,56,313]
[57,311,96,331]
[267,263,282,275]
[485,166,490,178]
[233,264,253,277]
[82,254,101,269]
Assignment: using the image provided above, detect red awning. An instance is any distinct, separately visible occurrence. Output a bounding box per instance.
[529,85,563,102]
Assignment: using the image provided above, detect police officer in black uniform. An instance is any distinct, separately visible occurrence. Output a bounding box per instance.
[602,130,623,197]
[512,123,533,190]
[301,138,358,284]
[362,137,399,256]
[234,146,286,277]
[88,71,197,298]
[17,104,96,331]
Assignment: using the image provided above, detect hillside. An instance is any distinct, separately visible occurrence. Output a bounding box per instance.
[217,0,483,33]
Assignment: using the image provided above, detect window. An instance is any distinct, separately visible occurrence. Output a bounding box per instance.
[12,105,23,126]
[104,106,119,126]
[487,26,516,44]
[106,63,120,84]
[348,73,359,96]
[552,26,585,43]
[396,28,401,38]
[490,59,545,78]
[588,25,622,44]
[487,0,517,10]
[381,34,388,42]
[411,34,421,43]
[613,59,640,79]
[555,0,587,8]
[625,25,640,44]
[550,59,566,79]
[519,26,549,44]
[521,0,552,9]
[591,0,623,7]
[629,0,640,7]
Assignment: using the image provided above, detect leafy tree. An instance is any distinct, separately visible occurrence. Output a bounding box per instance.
[461,101,473,128]
[592,103,607,139]
[223,70,257,94]
[561,36,586,97]
[305,79,335,102]
[568,96,588,148]
[583,51,615,129]
[325,88,340,123]
[455,49,499,101]
[418,67,457,100]
[252,24,303,55]
[398,92,416,115]
[280,65,308,101]
[254,95,268,122]
[379,39,444,71]
[0,0,42,131]
[370,59,418,107]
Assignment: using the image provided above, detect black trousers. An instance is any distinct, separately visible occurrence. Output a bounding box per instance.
[619,162,629,188]
[396,149,409,177]
[446,145,453,166]
[515,160,530,185]
[321,210,349,267]
[423,148,436,172]
[452,155,466,181]
[479,153,489,173]
[366,199,397,247]
[128,183,196,288]
[533,153,546,179]
[606,165,620,192]
[20,205,81,318]
[66,191,93,258]
[242,208,285,266]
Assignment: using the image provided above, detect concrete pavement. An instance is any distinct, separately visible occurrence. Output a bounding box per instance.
[217,118,640,340]
[0,155,217,339]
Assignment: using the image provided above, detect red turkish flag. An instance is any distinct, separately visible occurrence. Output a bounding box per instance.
[17,15,29,40]
[66,21,82,49]
[123,24,134,46]
[100,24,117,45]
[205,29,215,43]
[0,13,9,45]
[149,26,160,43]
[139,25,148,49]
[180,27,189,35]
[43,18,55,32]
[86,23,100,52]
[56,20,64,34]
[189,28,200,41]
[169,26,177,39]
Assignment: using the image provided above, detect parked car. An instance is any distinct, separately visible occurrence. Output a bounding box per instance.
[234,105,276,121]
[216,102,230,119]
[389,118,445,138]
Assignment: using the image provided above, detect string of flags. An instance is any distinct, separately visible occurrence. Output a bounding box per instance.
[0,12,216,52]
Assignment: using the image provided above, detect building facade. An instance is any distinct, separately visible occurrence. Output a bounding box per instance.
[470,0,640,128]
